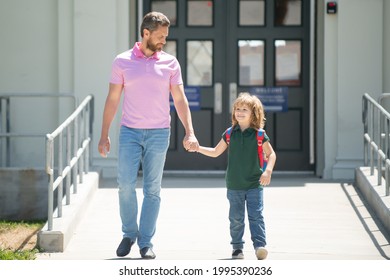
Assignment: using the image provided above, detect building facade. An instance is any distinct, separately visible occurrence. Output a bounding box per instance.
[0,0,389,180]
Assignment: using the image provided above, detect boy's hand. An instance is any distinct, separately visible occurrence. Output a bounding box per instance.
[187,146,199,153]
[259,170,272,186]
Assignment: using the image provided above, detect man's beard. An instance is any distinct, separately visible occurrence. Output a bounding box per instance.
[146,40,163,52]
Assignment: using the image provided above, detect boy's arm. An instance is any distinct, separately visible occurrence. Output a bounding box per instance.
[190,138,228,158]
[259,141,276,186]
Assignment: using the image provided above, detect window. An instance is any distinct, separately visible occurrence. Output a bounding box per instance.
[275,0,302,26]
[164,40,177,57]
[275,40,301,86]
[239,0,265,26]
[239,40,265,86]
[187,40,213,86]
[187,0,213,26]
[151,0,177,26]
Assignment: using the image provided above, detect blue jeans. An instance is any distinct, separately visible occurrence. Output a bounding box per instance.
[227,188,266,250]
[117,126,170,249]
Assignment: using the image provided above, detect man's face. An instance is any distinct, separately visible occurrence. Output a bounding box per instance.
[144,26,168,52]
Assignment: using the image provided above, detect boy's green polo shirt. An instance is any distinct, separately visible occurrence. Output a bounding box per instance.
[222,125,270,190]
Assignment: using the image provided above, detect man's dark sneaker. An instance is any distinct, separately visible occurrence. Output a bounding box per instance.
[116,237,134,257]
[232,249,244,259]
[140,247,156,259]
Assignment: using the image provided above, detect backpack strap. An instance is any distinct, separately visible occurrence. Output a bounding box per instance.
[225,126,233,145]
[257,129,267,170]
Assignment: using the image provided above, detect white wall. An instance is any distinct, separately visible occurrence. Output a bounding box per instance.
[322,0,384,179]
[385,1,390,92]
[0,0,60,167]
[0,0,58,93]
[1,0,388,179]
[382,1,390,110]
[0,0,130,170]
[321,0,338,179]
[73,0,130,176]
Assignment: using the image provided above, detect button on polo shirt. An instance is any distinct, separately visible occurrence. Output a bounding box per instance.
[222,126,270,190]
[110,42,183,129]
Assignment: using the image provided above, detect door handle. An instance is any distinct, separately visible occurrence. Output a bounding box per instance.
[229,83,237,113]
[214,83,222,114]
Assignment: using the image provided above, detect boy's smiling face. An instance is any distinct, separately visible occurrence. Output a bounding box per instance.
[234,104,252,128]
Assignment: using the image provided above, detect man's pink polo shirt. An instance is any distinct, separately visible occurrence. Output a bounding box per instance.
[110,42,183,129]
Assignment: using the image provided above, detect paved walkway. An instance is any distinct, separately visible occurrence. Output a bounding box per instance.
[36,176,390,260]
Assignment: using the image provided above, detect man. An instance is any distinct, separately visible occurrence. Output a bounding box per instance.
[98,11,199,259]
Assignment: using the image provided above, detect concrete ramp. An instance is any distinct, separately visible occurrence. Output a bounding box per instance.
[355,167,390,235]
[37,172,99,252]
[37,176,390,260]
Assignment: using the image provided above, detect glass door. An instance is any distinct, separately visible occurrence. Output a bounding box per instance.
[144,0,313,171]
[145,0,229,170]
[228,0,312,170]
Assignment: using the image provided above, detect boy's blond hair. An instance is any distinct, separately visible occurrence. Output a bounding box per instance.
[232,92,265,129]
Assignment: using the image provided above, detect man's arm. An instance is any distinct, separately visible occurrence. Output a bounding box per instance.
[98,83,123,157]
[170,84,199,151]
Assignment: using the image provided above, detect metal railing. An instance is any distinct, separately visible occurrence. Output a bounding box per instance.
[46,95,94,230]
[0,93,76,167]
[362,93,390,195]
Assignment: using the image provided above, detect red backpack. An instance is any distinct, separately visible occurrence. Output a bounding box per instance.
[225,127,268,170]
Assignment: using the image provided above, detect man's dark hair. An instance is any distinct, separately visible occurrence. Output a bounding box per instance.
[140,12,170,37]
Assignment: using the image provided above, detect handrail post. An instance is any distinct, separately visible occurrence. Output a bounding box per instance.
[85,103,90,174]
[66,125,71,205]
[73,115,78,194]
[89,96,94,169]
[57,131,63,217]
[46,134,54,231]
[386,118,389,160]
[377,109,382,185]
[6,97,10,167]
[79,109,84,184]
[84,107,87,175]
[386,159,390,196]
[0,97,3,167]
[370,143,374,175]
[362,95,368,165]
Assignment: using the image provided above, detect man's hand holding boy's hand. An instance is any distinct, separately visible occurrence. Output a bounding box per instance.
[183,133,199,152]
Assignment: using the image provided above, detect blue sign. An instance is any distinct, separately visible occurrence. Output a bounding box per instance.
[170,86,201,111]
[250,87,288,112]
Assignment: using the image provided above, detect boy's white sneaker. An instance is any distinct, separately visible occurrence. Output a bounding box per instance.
[255,247,268,260]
